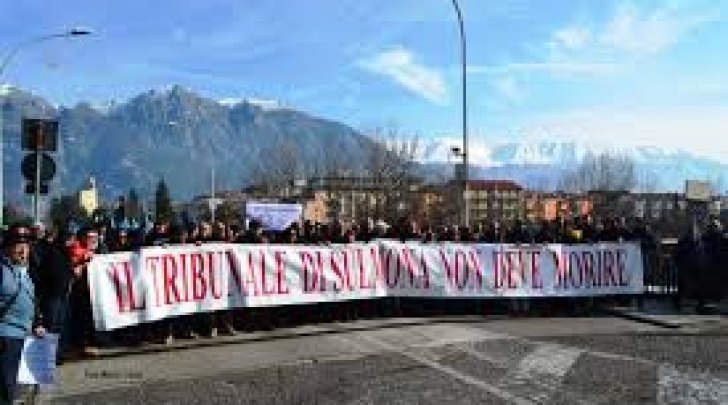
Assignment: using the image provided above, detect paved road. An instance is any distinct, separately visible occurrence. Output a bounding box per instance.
[42,316,728,404]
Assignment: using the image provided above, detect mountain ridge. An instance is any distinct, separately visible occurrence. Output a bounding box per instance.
[0,85,373,201]
[1,85,726,203]
[419,137,728,192]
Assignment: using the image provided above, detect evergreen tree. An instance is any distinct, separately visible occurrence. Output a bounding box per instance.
[127,188,141,220]
[49,195,88,231]
[212,200,240,225]
[2,203,32,227]
[155,179,173,223]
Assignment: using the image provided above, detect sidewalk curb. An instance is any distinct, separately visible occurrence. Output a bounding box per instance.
[703,304,728,316]
[65,316,506,364]
[599,307,684,329]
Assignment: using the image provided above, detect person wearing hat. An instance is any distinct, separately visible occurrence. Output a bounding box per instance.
[0,224,45,404]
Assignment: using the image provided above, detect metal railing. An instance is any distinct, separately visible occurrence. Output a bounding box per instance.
[643,239,680,295]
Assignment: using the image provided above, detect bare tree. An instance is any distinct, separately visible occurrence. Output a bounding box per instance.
[636,169,662,193]
[559,151,637,193]
[709,173,726,196]
[361,124,423,223]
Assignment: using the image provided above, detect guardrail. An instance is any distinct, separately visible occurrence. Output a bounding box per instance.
[643,239,680,295]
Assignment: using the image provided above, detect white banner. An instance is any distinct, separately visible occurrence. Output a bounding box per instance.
[245,202,302,231]
[88,241,644,331]
[376,241,644,298]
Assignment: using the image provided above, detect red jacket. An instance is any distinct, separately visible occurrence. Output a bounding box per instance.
[67,240,92,267]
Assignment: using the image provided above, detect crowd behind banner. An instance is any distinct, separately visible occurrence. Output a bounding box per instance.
[89,240,645,331]
[3,214,728,363]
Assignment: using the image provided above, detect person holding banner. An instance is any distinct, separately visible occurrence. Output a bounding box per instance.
[0,224,46,404]
[66,227,105,356]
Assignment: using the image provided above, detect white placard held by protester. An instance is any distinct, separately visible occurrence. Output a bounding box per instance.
[245,201,302,231]
[17,333,59,387]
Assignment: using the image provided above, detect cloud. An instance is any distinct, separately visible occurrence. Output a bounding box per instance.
[357,47,448,104]
[549,26,592,51]
[517,106,728,162]
[548,1,720,62]
[473,1,720,80]
[599,1,719,58]
[491,75,527,103]
[469,62,618,76]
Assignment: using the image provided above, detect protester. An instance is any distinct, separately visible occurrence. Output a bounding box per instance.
[1,224,45,404]
[165,224,198,341]
[31,227,76,363]
[109,228,134,252]
[32,197,722,352]
[701,218,726,305]
[66,227,103,356]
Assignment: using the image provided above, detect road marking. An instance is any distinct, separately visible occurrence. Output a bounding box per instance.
[657,364,728,405]
[336,322,728,405]
[334,333,537,405]
[456,343,510,367]
[516,345,583,378]
[413,324,512,347]
[358,324,509,349]
[497,344,584,404]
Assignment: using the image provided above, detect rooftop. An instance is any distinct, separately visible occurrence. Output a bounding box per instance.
[466,180,523,191]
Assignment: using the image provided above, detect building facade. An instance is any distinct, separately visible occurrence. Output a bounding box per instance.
[465,180,524,225]
[78,177,99,216]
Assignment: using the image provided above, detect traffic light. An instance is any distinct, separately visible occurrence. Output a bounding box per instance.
[21,118,58,151]
[21,118,58,197]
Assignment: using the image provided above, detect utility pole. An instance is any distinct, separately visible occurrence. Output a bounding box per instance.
[449,0,469,228]
[210,166,217,223]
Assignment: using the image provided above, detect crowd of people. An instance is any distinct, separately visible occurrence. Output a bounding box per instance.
[1,212,726,402]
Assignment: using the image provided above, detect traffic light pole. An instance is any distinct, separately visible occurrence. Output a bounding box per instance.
[33,128,42,224]
[0,28,92,227]
[33,150,41,223]
[0,105,4,227]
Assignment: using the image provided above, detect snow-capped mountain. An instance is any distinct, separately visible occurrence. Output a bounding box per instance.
[0,84,15,97]
[0,85,372,199]
[218,97,286,111]
[420,138,728,192]
[1,83,725,199]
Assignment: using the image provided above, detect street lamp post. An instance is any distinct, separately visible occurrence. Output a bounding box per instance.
[449,0,469,228]
[451,146,465,224]
[0,28,92,226]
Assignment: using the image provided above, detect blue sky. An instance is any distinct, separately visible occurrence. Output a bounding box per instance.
[1,0,727,161]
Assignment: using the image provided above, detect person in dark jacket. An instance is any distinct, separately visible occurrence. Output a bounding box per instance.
[108,229,134,252]
[676,223,712,312]
[31,229,76,363]
[597,218,623,242]
[238,220,266,244]
[1,224,45,404]
[66,227,104,355]
[702,219,726,303]
[144,221,171,247]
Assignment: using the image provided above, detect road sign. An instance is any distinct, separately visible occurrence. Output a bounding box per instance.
[21,152,56,181]
[25,182,49,195]
[685,180,711,202]
[21,118,58,151]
